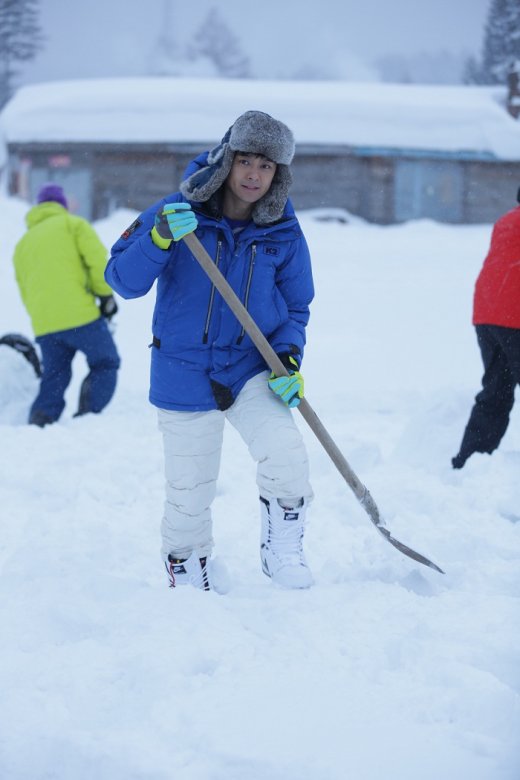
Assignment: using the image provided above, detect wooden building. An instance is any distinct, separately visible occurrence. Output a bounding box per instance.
[1,77,520,224]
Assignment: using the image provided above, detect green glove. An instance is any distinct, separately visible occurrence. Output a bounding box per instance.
[151,202,198,248]
[268,356,304,408]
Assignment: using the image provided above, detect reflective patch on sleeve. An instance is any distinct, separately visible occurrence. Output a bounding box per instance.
[121,218,143,239]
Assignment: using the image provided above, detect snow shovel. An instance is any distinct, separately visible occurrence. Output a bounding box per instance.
[183,232,444,575]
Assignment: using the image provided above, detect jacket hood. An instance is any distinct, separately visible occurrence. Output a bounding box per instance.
[26,201,68,229]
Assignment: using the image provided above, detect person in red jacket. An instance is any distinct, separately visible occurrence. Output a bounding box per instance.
[452,190,520,468]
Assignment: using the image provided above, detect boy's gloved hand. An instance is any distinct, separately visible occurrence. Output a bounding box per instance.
[98,295,118,321]
[151,202,198,248]
[268,356,304,408]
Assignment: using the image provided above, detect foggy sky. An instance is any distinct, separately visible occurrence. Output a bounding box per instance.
[19,0,491,86]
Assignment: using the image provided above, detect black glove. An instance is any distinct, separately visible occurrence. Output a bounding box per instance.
[98,295,118,321]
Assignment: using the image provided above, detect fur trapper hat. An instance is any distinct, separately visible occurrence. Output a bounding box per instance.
[180,110,295,225]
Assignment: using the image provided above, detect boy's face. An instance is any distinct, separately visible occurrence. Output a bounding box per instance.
[225,153,277,207]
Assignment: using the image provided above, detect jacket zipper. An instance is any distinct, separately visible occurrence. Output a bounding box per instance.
[236,244,257,344]
[202,240,222,344]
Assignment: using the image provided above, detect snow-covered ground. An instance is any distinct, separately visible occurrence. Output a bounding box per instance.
[0,195,519,779]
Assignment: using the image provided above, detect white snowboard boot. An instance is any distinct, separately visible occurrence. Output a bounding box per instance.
[165,550,212,591]
[260,496,314,589]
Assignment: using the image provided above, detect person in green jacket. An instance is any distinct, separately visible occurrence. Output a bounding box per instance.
[13,183,121,426]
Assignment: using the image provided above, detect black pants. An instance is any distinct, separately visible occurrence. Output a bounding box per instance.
[454,324,520,465]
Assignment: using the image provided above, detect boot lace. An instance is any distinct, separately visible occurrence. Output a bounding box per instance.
[269,519,305,565]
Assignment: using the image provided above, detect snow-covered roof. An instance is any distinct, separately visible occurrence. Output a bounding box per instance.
[1,76,520,160]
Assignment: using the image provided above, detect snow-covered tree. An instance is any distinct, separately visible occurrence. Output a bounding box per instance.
[466,0,520,84]
[0,0,44,108]
[376,50,469,85]
[186,7,250,79]
[462,54,485,85]
[293,51,378,82]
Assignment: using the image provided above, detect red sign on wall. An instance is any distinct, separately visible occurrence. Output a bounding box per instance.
[48,155,71,168]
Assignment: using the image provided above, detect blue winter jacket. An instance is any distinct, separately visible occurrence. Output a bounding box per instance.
[105,183,314,412]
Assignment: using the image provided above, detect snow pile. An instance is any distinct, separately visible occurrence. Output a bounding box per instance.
[0,197,519,779]
[0,345,39,424]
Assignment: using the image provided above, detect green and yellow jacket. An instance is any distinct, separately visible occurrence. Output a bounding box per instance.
[13,202,113,336]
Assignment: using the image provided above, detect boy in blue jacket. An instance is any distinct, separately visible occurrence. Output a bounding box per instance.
[106,110,314,591]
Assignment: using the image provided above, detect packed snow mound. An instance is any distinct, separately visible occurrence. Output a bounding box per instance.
[0,343,39,424]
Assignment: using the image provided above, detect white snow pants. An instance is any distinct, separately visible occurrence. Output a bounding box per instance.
[157,372,313,560]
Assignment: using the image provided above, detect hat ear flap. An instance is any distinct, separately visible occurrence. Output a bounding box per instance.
[207,126,232,165]
[252,165,292,225]
[181,145,235,203]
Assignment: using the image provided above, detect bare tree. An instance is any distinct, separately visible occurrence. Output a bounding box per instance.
[149,0,184,77]
[187,7,251,79]
[0,0,44,108]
